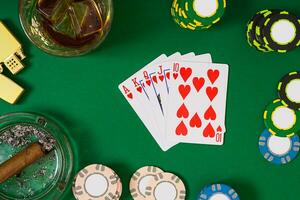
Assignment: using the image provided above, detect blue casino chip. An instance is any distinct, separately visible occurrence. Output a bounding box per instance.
[258,129,300,165]
[198,184,240,200]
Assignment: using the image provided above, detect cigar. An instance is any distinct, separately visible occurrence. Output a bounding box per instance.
[0,142,45,184]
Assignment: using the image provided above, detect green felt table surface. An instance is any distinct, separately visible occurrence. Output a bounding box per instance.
[1,0,300,199]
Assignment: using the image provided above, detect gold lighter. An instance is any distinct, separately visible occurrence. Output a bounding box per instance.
[0,22,25,104]
[0,21,26,74]
[0,73,24,104]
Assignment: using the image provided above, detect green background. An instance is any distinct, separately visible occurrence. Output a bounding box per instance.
[1,0,300,199]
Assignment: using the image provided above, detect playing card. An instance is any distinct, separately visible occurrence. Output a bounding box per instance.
[143,53,213,151]
[165,61,229,145]
[164,53,213,94]
[119,54,170,151]
[119,52,229,151]
[181,52,195,58]
[144,52,182,114]
[145,53,213,116]
[134,54,186,151]
[144,52,199,115]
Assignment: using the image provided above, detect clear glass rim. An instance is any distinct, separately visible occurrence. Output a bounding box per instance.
[18,0,114,57]
[0,112,74,200]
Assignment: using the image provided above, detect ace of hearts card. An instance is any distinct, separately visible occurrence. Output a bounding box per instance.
[119,53,229,151]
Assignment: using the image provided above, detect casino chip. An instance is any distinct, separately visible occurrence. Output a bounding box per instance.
[259,129,300,165]
[72,164,122,200]
[115,178,123,199]
[198,184,240,200]
[171,0,227,30]
[145,172,186,200]
[246,10,300,53]
[263,99,300,137]
[278,71,300,110]
[130,166,164,200]
[246,9,273,52]
[254,9,279,51]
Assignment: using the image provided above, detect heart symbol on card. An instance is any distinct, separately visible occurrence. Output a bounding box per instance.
[136,86,142,93]
[178,84,191,100]
[176,121,188,136]
[217,126,222,132]
[180,67,192,82]
[146,79,151,86]
[203,123,215,138]
[127,93,133,99]
[173,73,178,80]
[204,106,216,120]
[152,76,158,83]
[159,75,164,82]
[206,87,218,101]
[189,113,202,128]
[177,103,189,118]
[193,77,205,92]
[207,69,219,84]
[166,72,170,79]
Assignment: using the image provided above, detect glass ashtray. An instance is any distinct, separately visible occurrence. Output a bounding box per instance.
[0,112,75,200]
[19,0,113,56]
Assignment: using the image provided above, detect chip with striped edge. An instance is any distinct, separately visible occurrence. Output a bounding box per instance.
[130,166,164,200]
[145,172,186,200]
[263,99,300,137]
[278,71,300,110]
[198,184,240,200]
[261,11,300,53]
[246,9,300,53]
[171,0,226,30]
[254,9,279,51]
[179,0,214,30]
[72,164,120,200]
[246,9,272,52]
[258,129,300,165]
[72,173,122,200]
[184,0,227,27]
[114,178,123,200]
[171,0,210,30]
[171,0,186,28]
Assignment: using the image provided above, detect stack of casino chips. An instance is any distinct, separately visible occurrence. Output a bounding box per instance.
[130,166,186,200]
[259,72,300,165]
[246,10,300,53]
[171,0,227,30]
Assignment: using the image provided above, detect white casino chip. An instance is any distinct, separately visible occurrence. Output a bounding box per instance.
[145,172,186,200]
[130,166,164,200]
[72,164,120,200]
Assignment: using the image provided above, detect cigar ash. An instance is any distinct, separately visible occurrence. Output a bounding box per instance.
[0,124,58,199]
